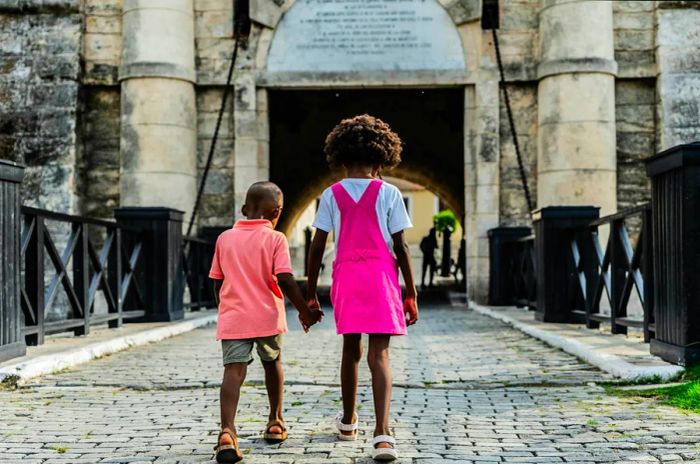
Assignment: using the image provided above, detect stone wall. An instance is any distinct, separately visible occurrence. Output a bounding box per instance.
[616,80,656,211]
[0,1,82,213]
[498,83,537,225]
[497,0,539,81]
[196,88,235,226]
[80,88,121,219]
[613,1,656,78]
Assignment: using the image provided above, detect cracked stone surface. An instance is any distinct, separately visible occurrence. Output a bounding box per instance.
[2,306,700,463]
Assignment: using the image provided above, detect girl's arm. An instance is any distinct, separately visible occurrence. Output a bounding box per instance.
[306,229,329,305]
[392,231,419,325]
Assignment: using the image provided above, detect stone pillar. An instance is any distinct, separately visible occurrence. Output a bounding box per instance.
[537,0,617,215]
[119,0,197,221]
[465,80,501,303]
[232,73,268,220]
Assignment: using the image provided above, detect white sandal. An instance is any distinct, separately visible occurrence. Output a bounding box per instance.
[335,411,358,441]
[372,435,398,461]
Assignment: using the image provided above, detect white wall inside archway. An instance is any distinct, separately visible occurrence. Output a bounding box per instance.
[267,0,466,73]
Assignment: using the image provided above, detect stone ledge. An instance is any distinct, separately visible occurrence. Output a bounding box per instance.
[0,310,217,384]
[471,302,685,381]
[538,58,619,80]
[0,0,79,14]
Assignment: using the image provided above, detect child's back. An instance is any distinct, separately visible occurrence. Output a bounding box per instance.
[211,219,292,340]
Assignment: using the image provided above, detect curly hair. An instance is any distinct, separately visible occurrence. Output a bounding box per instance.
[324,114,403,170]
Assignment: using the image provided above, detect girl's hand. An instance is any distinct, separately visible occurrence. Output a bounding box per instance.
[404,297,418,326]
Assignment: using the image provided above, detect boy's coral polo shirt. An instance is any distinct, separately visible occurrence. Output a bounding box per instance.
[209,219,293,340]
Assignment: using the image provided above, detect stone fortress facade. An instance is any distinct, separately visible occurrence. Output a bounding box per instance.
[1,0,700,300]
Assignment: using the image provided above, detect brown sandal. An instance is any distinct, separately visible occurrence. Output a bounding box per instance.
[263,419,288,443]
[214,429,243,463]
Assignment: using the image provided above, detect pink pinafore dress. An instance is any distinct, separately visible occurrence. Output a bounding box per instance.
[330,179,407,335]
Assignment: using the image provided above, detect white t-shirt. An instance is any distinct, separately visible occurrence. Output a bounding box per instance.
[312,179,413,252]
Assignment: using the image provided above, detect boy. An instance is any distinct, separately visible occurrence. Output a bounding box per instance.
[210,181,323,463]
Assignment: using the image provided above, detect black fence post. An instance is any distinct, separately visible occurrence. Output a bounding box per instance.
[646,142,700,365]
[114,207,185,322]
[0,160,26,362]
[487,226,531,306]
[532,206,600,323]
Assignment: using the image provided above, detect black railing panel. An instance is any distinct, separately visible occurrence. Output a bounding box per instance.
[19,207,149,346]
[182,236,216,310]
[568,204,654,341]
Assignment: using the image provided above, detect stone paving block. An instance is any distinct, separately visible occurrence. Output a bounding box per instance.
[1,307,700,463]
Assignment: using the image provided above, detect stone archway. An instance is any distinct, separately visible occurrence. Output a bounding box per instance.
[235,0,501,300]
[267,88,465,236]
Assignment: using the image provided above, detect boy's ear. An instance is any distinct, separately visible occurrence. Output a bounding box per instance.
[241,204,247,217]
[272,207,281,219]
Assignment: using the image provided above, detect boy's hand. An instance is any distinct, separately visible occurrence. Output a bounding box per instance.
[299,307,324,333]
[404,297,418,326]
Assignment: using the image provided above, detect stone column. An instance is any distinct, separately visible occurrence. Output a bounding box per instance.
[119,0,197,221]
[465,80,501,303]
[537,0,617,215]
[232,73,267,220]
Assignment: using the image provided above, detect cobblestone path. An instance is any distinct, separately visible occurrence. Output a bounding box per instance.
[2,306,700,463]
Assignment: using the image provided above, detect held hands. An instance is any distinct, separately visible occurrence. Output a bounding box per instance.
[404,294,419,326]
[299,297,324,333]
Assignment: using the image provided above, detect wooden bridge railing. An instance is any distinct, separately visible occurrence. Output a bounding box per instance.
[0,161,219,363]
[20,207,148,346]
[489,142,700,366]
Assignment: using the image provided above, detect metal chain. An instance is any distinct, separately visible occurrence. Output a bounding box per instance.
[186,37,241,237]
[490,24,534,216]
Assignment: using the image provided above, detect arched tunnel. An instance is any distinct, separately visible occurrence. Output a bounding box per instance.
[268,88,465,236]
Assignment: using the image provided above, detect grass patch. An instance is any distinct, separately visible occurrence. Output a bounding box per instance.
[606,381,700,414]
[51,446,70,454]
[0,374,21,390]
[291,401,304,407]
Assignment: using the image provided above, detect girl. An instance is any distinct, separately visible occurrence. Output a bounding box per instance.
[306,114,419,461]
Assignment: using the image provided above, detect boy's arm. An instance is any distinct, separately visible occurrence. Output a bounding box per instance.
[212,278,223,306]
[306,229,328,305]
[392,231,419,325]
[277,273,323,331]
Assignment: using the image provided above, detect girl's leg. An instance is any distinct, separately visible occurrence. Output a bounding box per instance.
[340,333,362,435]
[220,362,248,444]
[367,334,392,447]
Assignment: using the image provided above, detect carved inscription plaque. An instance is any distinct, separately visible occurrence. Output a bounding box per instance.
[267,0,466,72]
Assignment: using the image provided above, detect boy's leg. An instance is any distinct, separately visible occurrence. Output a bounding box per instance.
[258,335,285,434]
[368,334,392,448]
[220,340,254,445]
[340,333,362,435]
[220,362,247,442]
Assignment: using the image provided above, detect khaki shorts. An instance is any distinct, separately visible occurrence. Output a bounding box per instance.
[221,334,283,365]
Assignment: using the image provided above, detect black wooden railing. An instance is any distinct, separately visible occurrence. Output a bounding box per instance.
[182,236,216,310]
[20,207,148,346]
[512,234,536,310]
[568,204,654,342]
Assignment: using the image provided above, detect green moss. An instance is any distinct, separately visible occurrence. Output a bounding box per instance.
[606,381,700,414]
[52,446,70,454]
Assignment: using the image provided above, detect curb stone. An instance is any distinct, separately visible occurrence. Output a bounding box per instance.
[471,302,684,382]
[0,311,217,384]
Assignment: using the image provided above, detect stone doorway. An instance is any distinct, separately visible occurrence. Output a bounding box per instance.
[267,88,465,236]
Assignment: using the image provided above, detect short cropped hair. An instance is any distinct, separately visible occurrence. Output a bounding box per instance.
[324,114,402,170]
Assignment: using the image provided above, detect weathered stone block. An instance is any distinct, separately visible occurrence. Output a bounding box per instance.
[85,15,122,34]
[614,29,654,51]
[613,11,654,30]
[84,32,121,61]
[195,10,232,38]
